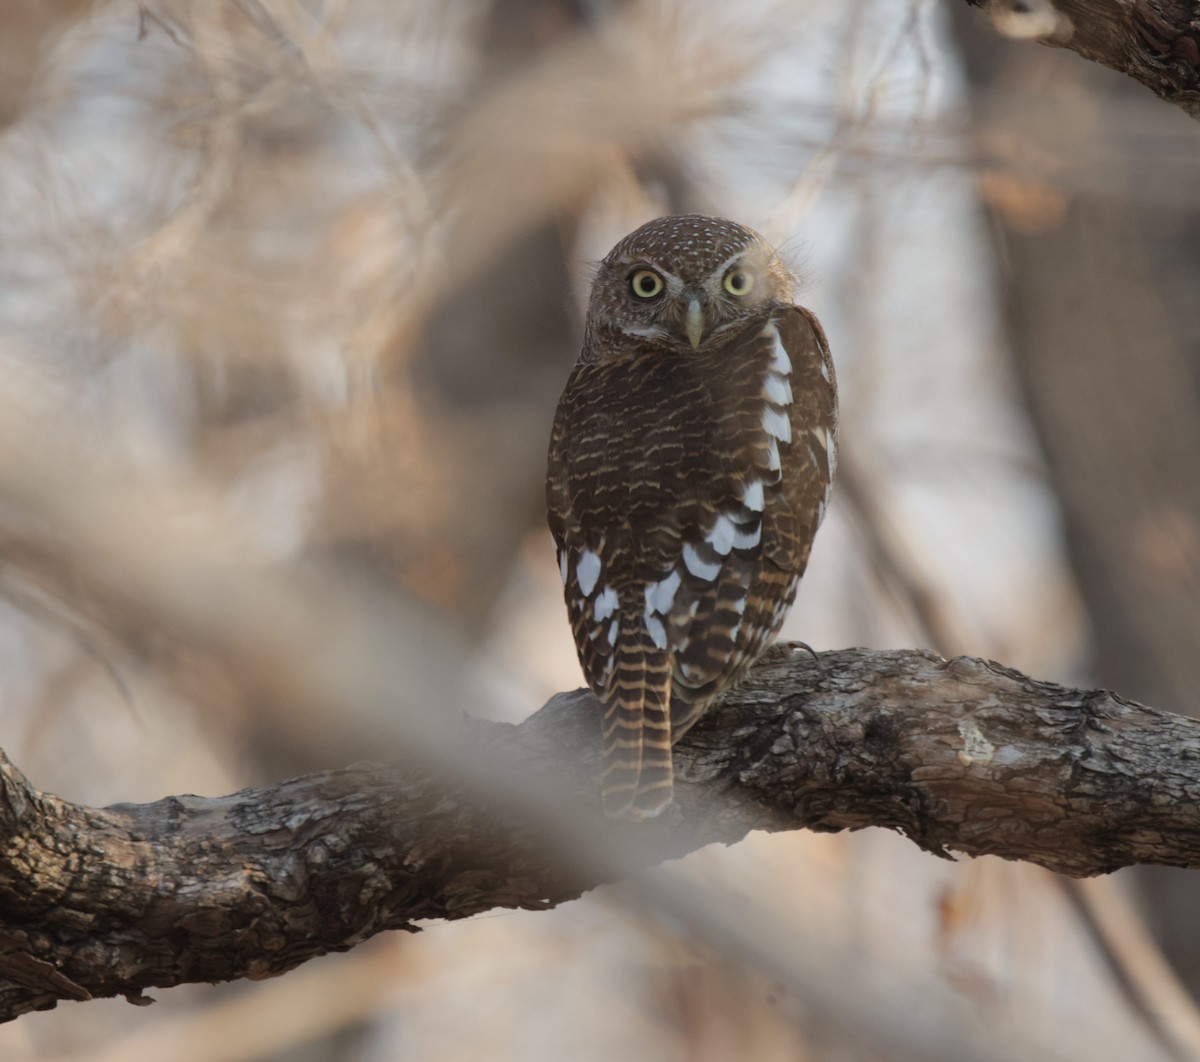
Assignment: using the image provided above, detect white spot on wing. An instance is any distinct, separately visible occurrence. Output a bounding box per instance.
[766,437,781,472]
[743,480,764,512]
[706,514,736,556]
[765,323,792,374]
[763,372,792,406]
[594,585,618,623]
[812,424,837,480]
[558,551,568,586]
[762,406,792,444]
[576,549,601,597]
[608,618,619,646]
[645,613,668,649]
[648,570,681,615]
[683,542,722,581]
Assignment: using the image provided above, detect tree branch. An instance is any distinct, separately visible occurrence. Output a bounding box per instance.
[964,0,1200,119]
[3,645,1200,1022]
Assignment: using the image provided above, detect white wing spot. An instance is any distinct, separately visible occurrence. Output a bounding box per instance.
[809,441,824,468]
[814,425,838,480]
[706,513,736,556]
[683,542,722,581]
[766,437,781,472]
[645,613,668,650]
[820,356,832,384]
[594,585,618,623]
[762,406,792,444]
[743,479,764,512]
[648,570,681,615]
[576,549,601,597]
[765,324,792,374]
[763,372,792,407]
[608,618,619,647]
[558,551,568,586]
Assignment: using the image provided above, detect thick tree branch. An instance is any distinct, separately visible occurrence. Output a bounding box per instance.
[965,0,1200,119]
[3,645,1200,1022]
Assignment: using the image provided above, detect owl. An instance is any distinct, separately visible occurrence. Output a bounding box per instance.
[546,214,837,819]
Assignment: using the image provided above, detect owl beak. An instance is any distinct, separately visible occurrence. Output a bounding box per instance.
[685,298,705,349]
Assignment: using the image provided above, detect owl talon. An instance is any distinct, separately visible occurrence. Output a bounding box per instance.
[760,639,820,672]
[791,640,823,673]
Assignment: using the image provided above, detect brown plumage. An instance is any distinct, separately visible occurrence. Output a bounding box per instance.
[546,215,837,819]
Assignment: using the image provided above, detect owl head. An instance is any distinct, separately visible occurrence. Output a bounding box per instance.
[583,214,794,358]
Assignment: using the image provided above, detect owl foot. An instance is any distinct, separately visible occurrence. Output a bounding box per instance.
[761,639,822,672]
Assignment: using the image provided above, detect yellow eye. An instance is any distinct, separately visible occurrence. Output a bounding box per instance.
[723,269,754,297]
[630,269,664,299]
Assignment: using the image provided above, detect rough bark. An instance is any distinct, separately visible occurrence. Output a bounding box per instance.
[2,645,1200,1022]
[964,0,1200,119]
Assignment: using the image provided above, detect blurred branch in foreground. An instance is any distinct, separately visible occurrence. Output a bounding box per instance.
[3,645,1200,1024]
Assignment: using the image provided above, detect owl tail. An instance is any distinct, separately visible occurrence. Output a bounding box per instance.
[601,626,675,820]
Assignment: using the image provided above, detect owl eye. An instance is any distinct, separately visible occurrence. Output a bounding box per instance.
[629,269,665,299]
[723,269,754,297]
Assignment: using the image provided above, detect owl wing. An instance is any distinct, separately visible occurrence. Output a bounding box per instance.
[546,394,622,695]
[547,380,676,818]
[654,306,837,726]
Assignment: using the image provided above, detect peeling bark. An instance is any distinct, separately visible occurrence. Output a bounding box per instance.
[2,645,1200,1022]
[965,0,1200,119]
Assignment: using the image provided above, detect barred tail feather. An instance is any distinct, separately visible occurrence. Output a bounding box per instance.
[601,627,674,820]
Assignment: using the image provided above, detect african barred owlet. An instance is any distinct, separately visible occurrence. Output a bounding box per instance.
[546,214,837,819]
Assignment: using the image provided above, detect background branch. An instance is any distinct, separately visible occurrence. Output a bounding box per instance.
[964,0,1200,119]
[3,645,1199,1023]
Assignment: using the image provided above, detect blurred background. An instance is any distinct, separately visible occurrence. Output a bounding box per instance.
[0,0,1198,1059]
